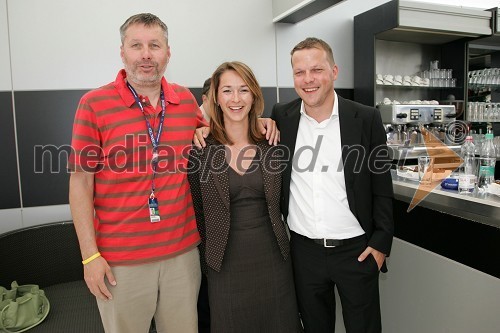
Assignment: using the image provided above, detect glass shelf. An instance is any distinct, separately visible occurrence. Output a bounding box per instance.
[468,84,500,92]
[376,84,460,89]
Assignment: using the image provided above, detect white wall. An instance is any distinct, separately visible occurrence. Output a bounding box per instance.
[0,0,11,90]
[272,0,308,19]
[275,0,390,89]
[7,0,277,90]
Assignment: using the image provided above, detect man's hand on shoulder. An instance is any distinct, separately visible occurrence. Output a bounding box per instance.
[193,127,209,148]
[258,118,280,145]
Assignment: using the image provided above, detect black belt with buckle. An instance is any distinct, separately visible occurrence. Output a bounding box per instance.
[294,232,365,248]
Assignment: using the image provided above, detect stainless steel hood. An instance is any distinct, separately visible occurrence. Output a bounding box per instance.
[374,0,492,44]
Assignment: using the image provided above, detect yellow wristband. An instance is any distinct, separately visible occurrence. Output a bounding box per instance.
[82,252,101,265]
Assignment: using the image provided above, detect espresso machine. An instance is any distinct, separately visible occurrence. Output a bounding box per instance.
[377,103,462,172]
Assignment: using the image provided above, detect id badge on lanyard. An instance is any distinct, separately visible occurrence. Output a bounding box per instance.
[127,82,166,223]
[149,194,161,223]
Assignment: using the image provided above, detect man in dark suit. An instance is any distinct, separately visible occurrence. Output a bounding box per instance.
[271,37,394,333]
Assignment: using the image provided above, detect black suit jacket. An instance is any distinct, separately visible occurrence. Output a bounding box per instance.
[188,136,290,273]
[271,96,394,259]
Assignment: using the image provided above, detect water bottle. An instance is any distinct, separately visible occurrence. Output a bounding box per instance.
[458,136,476,194]
[477,133,496,192]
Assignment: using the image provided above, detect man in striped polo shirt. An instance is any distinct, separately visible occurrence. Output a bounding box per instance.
[68,13,281,333]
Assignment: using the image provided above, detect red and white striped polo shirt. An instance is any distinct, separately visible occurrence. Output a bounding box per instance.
[69,69,207,265]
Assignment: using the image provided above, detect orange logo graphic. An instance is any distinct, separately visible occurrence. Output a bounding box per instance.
[407,127,462,212]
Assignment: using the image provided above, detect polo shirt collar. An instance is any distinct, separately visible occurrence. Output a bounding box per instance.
[114,69,181,107]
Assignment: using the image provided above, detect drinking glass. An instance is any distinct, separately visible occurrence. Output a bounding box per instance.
[418,156,434,185]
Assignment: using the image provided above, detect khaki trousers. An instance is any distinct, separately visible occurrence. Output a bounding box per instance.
[97,247,201,333]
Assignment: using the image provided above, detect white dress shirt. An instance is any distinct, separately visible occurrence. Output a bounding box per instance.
[288,91,365,239]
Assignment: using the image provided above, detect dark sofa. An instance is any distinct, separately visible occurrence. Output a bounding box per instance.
[0,221,157,333]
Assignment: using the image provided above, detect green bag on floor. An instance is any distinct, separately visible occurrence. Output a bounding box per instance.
[0,281,50,333]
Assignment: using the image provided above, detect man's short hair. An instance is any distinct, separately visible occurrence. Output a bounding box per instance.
[120,13,168,44]
[291,37,335,66]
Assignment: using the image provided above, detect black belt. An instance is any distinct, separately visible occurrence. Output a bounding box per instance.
[293,232,365,248]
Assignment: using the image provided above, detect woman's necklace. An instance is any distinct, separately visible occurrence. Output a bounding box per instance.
[227,143,255,153]
[226,144,257,174]
[232,145,248,152]
[225,144,256,162]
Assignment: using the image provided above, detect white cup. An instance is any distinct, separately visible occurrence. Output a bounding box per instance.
[383,74,394,85]
[411,75,422,86]
[402,75,412,86]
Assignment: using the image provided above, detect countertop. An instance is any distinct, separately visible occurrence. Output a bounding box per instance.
[391,170,500,229]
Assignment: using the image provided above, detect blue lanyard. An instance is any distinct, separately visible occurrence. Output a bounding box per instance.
[126,82,166,194]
